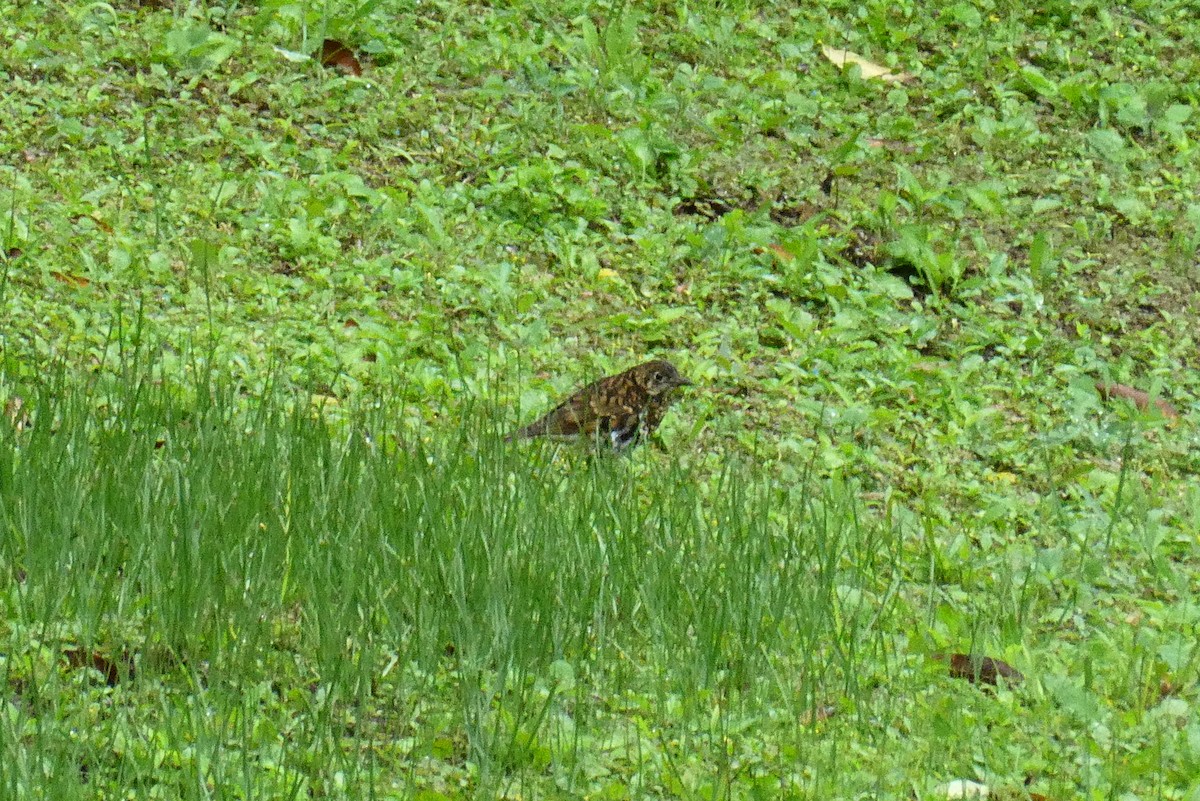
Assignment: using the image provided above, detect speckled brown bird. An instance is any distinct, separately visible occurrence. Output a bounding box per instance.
[509,359,693,450]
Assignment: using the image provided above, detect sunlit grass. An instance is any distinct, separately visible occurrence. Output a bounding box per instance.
[0,370,904,799]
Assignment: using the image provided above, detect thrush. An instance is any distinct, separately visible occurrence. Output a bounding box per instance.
[509,359,693,451]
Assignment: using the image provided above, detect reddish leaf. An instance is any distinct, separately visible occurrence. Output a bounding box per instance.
[50,270,91,288]
[1095,381,1179,419]
[321,39,363,76]
[764,243,795,262]
[63,647,134,686]
[343,317,360,329]
[938,653,1024,685]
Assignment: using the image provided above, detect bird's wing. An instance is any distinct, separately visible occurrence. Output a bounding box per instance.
[516,385,604,438]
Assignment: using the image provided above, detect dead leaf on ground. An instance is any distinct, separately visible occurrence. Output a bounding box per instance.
[762,243,795,262]
[821,46,913,83]
[937,653,1024,685]
[866,137,917,153]
[1095,382,1180,419]
[4,247,22,260]
[63,647,135,686]
[50,270,91,288]
[321,39,363,76]
[69,213,113,233]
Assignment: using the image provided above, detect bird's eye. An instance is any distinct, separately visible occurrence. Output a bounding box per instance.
[653,371,664,382]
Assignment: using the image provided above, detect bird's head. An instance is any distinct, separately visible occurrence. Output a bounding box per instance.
[638,359,694,396]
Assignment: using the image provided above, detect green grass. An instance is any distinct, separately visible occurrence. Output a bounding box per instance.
[2,373,905,798]
[2,0,1200,797]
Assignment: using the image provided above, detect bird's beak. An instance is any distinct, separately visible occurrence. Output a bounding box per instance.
[677,375,694,387]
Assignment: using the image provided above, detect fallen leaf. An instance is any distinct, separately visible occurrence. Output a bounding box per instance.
[865,137,917,153]
[821,46,913,83]
[938,653,1024,685]
[1095,381,1179,419]
[344,317,360,329]
[4,247,22,260]
[63,647,134,686]
[50,270,91,288]
[764,243,795,262]
[70,213,113,233]
[321,38,363,76]
[272,46,312,64]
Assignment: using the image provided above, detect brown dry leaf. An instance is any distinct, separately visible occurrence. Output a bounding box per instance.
[866,137,917,153]
[70,213,113,233]
[1095,381,1180,419]
[50,270,91,288]
[938,653,1024,685]
[821,46,913,83]
[764,243,795,262]
[344,317,360,329]
[4,247,22,260]
[321,39,363,76]
[63,647,135,686]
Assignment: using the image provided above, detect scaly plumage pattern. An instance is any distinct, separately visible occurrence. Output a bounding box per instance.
[510,359,693,450]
